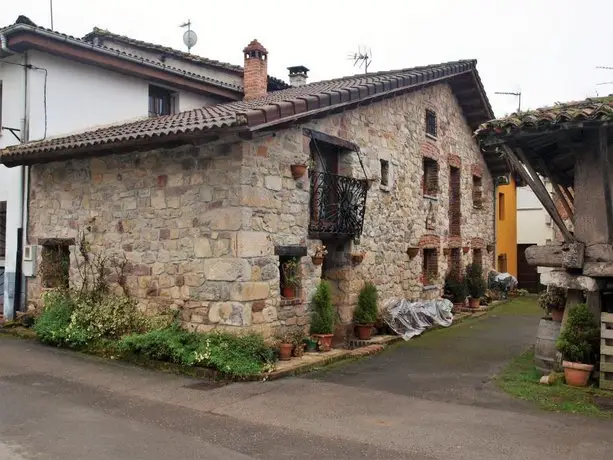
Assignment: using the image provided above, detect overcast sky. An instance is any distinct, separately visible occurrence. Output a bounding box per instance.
[3,0,613,117]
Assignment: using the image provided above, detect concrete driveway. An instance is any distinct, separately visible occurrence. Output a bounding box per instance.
[1,303,612,459]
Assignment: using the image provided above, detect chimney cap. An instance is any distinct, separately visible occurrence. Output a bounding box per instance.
[287,65,309,76]
[243,39,268,55]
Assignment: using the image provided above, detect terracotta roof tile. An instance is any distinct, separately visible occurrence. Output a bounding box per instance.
[1,59,492,165]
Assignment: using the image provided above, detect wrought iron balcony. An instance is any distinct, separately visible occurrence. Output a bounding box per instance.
[309,171,368,238]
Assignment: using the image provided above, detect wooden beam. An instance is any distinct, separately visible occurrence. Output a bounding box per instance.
[539,160,574,220]
[505,146,574,241]
[563,186,574,205]
[583,262,613,277]
[598,125,613,244]
[524,242,584,268]
[303,128,359,152]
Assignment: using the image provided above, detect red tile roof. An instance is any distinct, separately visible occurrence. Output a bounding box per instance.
[1,59,495,167]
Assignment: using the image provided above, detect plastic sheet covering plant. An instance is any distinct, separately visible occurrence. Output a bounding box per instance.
[488,271,518,299]
[383,298,453,340]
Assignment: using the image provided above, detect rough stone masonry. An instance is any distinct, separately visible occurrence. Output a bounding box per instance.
[26,83,494,339]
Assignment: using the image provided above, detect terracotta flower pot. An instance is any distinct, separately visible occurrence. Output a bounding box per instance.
[469,297,480,309]
[312,333,334,352]
[355,324,374,341]
[551,308,564,322]
[462,246,470,254]
[563,360,594,387]
[290,164,307,179]
[407,247,419,258]
[311,255,324,265]
[282,286,296,299]
[453,302,465,312]
[292,343,306,358]
[278,343,293,361]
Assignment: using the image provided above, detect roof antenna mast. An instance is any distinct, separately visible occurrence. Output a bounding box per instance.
[180,19,198,54]
[495,90,522,112]
[348,46,372,74]
[50,0,54,30]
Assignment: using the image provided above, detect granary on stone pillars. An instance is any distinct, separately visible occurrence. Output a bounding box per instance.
[476,97,613,388]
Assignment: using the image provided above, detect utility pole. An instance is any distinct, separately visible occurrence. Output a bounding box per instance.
[495,91,522,112]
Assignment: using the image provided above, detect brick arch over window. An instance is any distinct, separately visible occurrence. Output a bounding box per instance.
[418,234,440,248]
[448,154,462,169]
[471,237,485,248]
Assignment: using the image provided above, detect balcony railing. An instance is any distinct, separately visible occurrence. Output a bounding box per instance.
[309,171,368,238]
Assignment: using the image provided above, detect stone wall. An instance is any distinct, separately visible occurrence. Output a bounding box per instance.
[26,82,494,339]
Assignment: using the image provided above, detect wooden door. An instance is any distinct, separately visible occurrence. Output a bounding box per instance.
[517,243,542,293]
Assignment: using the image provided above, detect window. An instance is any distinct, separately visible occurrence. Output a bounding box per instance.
[422,248,438,285]
[497,253,508,273]
[0,201,6,258]
[279,256,301,299]
[449,166,461,237]
[423,158,439,196]
[425,109,437,138]
[40,243,70,289]
[473,248,483,268]
[498,192,505,220]
[449,248,462,275]
[148,85,175,117]
[0,81,3,135]
[473,176,483,209]
[380,159,390,187]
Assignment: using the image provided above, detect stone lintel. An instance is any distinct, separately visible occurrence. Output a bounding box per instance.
[540,270,605,292]
[37,238,76,246]
[274,245,307,257]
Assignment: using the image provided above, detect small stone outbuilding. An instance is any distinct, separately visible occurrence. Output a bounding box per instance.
[0,40,506,339]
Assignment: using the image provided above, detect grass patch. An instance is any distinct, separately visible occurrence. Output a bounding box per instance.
[496,349,613,418]
[493,295,541,317]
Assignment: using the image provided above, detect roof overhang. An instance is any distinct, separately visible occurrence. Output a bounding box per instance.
[4,28,242,100]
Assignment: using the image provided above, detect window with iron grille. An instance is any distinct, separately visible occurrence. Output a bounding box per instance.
[0,201,6,258]
[449,248,462,275]
[423,158,439,196]
[472,176,483,209]
[423,248,438,285]
[497,253,508,273]
[148,85,175,117]
[449,166,461,237]
[473,248,483,268]
[425,109,437,138]
[498,192,506,221]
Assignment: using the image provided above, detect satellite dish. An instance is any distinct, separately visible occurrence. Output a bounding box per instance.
[183,30,198,51]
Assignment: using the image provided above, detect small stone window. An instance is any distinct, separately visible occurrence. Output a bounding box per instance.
[425,109,437,138]
[40,241,71,289]
[473,176,483,209]
[422,248,438,285]
[380,159,390,188]
[449,248,462,275]
[423,158,439,197]
[473,248,483,268]
[0,201,6,259]
[280,256,301,299]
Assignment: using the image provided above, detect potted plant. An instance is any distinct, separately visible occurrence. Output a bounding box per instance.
[292,328,307,357]
[290,163,308,179]
[281,258,300,298]
[311,244,327,266]
[353,282,378,340]
[465,263,486,309]
[407,247,419,258]
[556,303,599,387]
[304,337,318,352]
[444,271,468,311]
[275,330,294,361]
[310,281,336,351]
[538,287,566,322]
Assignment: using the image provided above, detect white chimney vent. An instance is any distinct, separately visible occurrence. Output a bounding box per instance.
[288,66,309,87]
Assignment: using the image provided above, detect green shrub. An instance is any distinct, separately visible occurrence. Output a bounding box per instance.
[466,263,486,299]
[444,271,468,303]
[310,281,336,334]
[556,304,600,364]
[538,287,566,312]
[353,282,378,325]
[119,327,276,377]
[34,290,78,346]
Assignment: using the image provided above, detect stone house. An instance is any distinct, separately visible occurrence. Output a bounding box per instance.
[0,39,507,339]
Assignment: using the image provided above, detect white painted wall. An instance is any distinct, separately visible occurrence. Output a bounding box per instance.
[0,47,225,317]
[517,183,555,246]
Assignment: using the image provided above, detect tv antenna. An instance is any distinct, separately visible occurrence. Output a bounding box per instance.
[495,90,522,112]
[180,20,198,53]
[348,47,372,74]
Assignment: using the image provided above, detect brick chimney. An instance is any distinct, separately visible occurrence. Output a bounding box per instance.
[243,39,268,101]
[288,66,309,87]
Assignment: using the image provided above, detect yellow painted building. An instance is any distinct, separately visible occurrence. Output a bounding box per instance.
[495,176,517,277]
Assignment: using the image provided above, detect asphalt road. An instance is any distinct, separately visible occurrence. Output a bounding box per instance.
[1,306,612,459]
